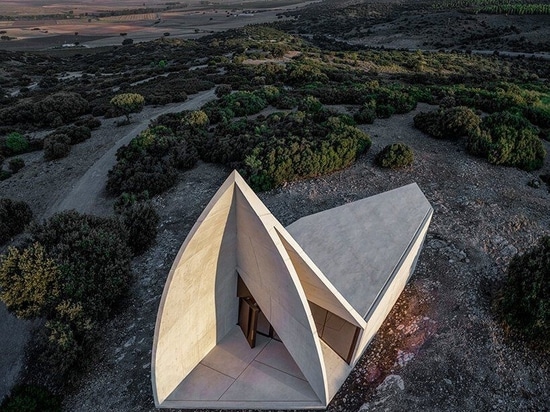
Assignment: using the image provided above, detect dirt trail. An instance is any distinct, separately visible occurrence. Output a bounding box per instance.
[47,88,216,217]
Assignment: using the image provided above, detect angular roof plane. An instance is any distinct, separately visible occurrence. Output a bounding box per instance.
[152,170,433,409]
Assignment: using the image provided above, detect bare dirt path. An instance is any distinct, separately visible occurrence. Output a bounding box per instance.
[47,88,216,218]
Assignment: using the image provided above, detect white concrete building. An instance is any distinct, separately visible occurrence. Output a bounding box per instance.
[152,170,433,409]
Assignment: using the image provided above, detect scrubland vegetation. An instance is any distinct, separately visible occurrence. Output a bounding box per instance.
[0,3,549,408]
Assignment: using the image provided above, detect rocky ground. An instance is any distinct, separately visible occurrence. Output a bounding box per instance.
[5,102,544,411]
[288,0,550,54]
[1,1,550,409]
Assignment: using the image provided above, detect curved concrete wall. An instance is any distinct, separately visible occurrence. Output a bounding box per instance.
[152,179,238,404]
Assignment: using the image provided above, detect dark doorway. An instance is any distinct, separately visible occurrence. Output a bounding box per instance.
[238,296,259,348]
[237,275,279,348]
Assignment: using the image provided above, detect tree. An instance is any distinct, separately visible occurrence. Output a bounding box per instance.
[110,93,145,123]
[0,243,61,319]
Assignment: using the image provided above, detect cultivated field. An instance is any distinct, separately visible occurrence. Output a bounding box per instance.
[0,0,314,50]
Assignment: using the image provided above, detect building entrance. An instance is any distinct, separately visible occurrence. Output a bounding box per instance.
[237,275,279,348]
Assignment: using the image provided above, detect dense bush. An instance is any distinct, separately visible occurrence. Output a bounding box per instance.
[0,92,89,127]
[115,198,160,255]
[414,106,480,139]
[4,132,29,155]
[243,114,371,190]
[467,111,546,171]
[197,109,371,191]
[0,198,33,245]
[8,157,25,173]
[34,92,89,127]
[0,211,133,374]
[354,101,376,124]
[43,133,71,160]
[495,236,550,350]
[75,116,101,130]
[0,384,61,412]
[376,143,414,168]
[221,90,267,116]
[203,88,270,122]
[215,84,232,97]
[0,93,88,128]
[107,126,198,195]
[50,125,91,145]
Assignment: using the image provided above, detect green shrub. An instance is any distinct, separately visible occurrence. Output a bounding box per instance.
[354,100,377,124]
[414,110,443,138]
[75,115,101,130]
[222,91,267,116]
[439,106,481,139]
[375,104,395,119]
[116,200,160,255]
[495,236,550,350]
[43,134,71,160]
[298,95,323,113]
[243,113,371,190]
[107,126,197,195]
[414,106,480,139]
[466,111,545,171]
[8,157,25,173]
[215,84,232,97]
[48,125,91,145]
[0,384,61,412]
[0,211,133,374]
[0,198,33,245]
[376,143,414,168]
[5,132,29,155]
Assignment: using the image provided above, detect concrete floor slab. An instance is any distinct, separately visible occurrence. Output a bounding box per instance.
[166,324,321,406]
[201,327,269,379]
[254,339,305,379]
[219,360,318,402]
[166,363,234,401]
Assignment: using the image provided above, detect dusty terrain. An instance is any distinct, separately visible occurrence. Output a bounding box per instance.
[3,97,549,410]
[0,0,313,51]
[285,0,550,55]
[0,1,549,410]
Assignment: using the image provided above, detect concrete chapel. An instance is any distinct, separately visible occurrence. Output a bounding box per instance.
[152,170,433,409]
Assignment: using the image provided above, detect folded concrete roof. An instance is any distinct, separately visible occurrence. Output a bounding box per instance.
[152,171,433,409]
[286,183,433,319]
